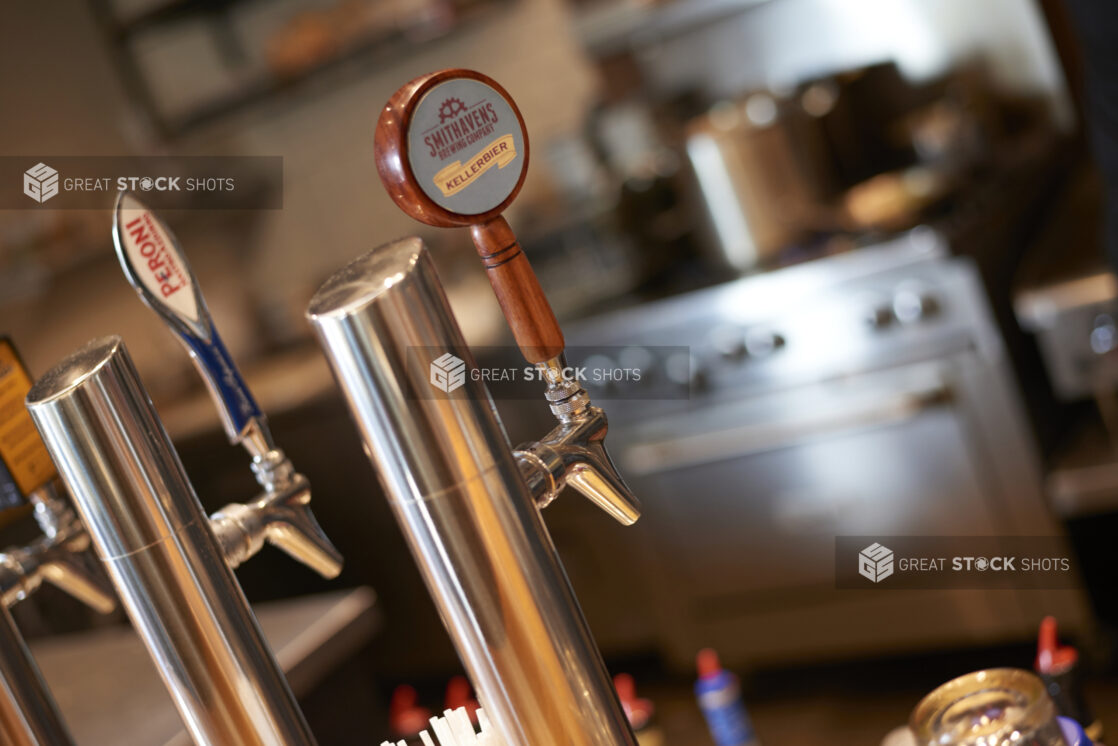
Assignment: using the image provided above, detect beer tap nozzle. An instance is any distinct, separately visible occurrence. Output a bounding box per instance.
[112,192,341,578]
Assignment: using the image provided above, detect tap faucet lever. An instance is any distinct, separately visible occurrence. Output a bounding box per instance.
[514,357,641,524]
[469,217,565,363]
[112,196,342,578]
[112,191,269,453]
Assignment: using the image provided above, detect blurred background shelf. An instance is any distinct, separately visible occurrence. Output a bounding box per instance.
[88,0,515,138]
[571,0,775,55]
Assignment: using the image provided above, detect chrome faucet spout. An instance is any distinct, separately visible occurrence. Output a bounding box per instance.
[0,489,116,614]
[210,474,342,579]
[0,488,106,746]
[515,403,640,526]
[515,357,641,525]
[567,439,641,526]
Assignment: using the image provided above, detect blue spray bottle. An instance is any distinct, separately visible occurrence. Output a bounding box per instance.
[695,648,760,746]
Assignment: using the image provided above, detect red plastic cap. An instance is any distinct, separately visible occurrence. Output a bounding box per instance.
[1035,616,1079,674]
[697,648,723,680]
[444,675,480,723]
[389,684,433,736]
[615,673,637,701]
[613,673,653,729]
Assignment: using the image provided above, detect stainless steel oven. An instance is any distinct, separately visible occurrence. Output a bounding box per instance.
[563,228,1088,669]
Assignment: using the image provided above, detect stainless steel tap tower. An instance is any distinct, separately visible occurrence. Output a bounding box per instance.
[27,337,326,746]
[308,238,637,746]
[24,194,342,746]
[0,337,116,746]
[313,67,641,745]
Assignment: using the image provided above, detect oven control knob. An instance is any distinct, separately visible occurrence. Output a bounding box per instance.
[665,351,704,391]
[1091,314,1118,355]
[863,303,894,330]
[582,354,616,391]
[618,346,655,377]
[893,286,939,324]
[709,326,746,360]
[745,328,785,358]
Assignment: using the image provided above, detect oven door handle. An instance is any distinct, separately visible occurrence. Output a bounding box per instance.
[622,382,953,476]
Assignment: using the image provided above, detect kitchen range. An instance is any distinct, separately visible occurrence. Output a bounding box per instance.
[565,221,1088,670]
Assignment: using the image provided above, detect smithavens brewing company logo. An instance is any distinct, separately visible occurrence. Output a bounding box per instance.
[422,97,516,199]
[423,98,500,160]
[407,78,525,215]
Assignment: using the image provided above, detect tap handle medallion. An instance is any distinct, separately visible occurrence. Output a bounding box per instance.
[375,68,564,363]
[112,192,265,445]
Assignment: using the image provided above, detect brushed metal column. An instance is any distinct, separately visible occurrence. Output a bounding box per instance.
[307,238,636,746]
[26,337,316,746]
[0,604,74,746]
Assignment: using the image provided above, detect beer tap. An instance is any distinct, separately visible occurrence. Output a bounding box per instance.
[110,192,341,578]
[0,337,115,746]
[308,237,637,746]
[0,483,114,615]
[28,336,323,746]
[374,69,640,525]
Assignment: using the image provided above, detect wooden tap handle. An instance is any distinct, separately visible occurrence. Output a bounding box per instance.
[373,69,563,362]
[471,217,564,363]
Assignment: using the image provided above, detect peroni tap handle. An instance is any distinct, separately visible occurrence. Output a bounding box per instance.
[112,192,266,446]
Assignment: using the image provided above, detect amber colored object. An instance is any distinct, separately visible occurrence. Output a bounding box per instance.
[911,668,1068,746]
[374,68,564,363]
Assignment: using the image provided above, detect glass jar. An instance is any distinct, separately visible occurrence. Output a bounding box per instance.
[910,668,1068,746]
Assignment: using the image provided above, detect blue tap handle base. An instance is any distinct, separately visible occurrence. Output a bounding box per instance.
[182,321,264,442]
